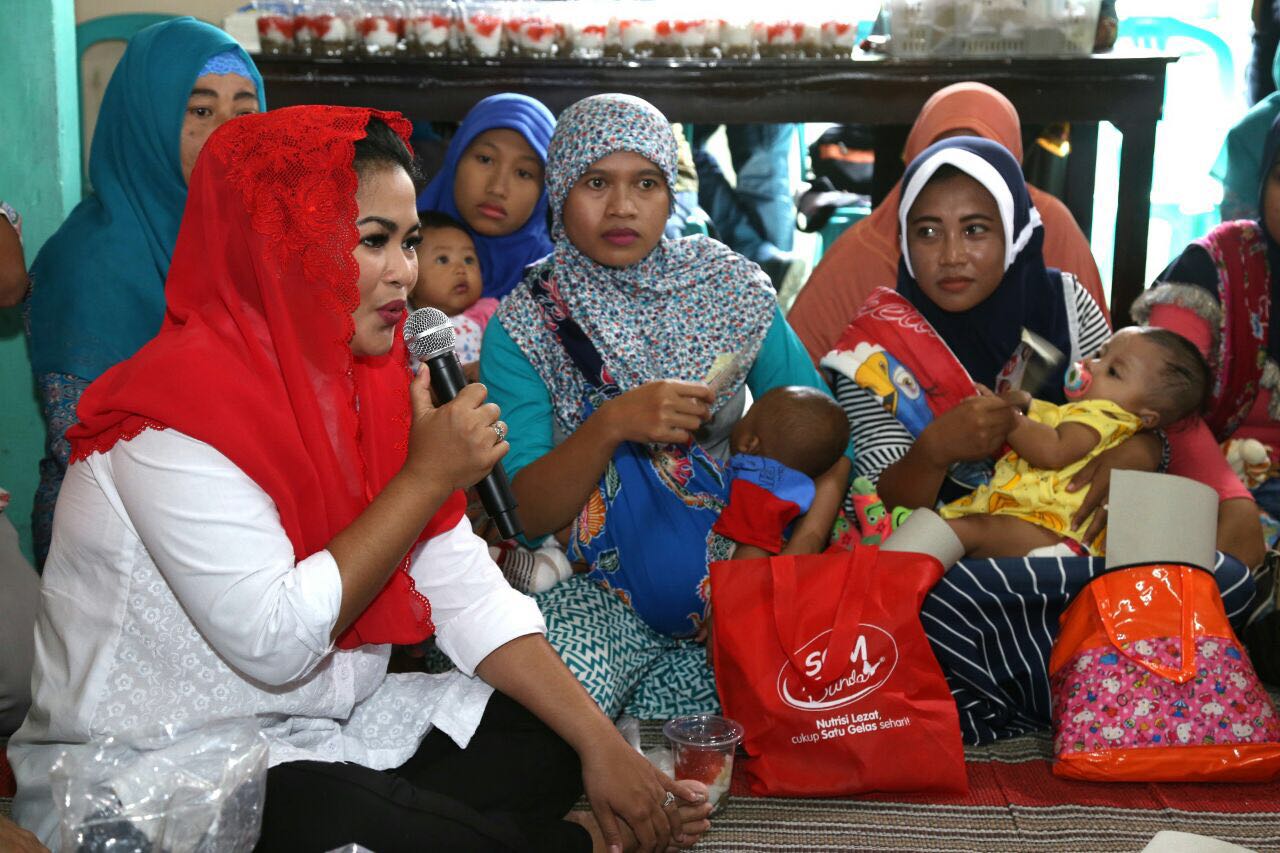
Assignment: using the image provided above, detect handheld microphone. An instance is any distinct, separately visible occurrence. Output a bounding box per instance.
[403,307,523,540]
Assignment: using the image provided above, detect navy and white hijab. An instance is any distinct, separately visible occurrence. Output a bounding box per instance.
[895,136,1073,401]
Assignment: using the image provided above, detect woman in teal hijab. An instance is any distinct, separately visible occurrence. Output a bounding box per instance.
[1214,47,1280,221]
[27,17,265,567]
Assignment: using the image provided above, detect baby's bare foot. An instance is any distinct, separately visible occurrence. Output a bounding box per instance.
[565,783,714,853]
[666,780,714,850]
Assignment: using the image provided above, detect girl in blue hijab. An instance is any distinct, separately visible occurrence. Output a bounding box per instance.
[417,94,555,300]
[27,17,265,567]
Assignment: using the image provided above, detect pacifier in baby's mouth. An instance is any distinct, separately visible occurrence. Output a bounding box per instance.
[1063,361,1092,399]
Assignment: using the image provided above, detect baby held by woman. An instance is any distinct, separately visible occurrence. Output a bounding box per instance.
[939,327,1210,557]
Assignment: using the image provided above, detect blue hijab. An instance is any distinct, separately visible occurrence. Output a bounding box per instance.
[417,94,555,300]
[895,136,1072,399]
[28,18,265,381]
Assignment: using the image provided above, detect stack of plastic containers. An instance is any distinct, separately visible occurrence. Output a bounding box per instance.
[248,0,875,60]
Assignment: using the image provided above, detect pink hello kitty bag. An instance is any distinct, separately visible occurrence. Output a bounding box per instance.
[1049,563,1280,782]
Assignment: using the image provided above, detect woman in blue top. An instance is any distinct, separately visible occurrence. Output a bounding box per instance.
[27,17,264,568]
[417,94,555,300]
[481,94,850,719]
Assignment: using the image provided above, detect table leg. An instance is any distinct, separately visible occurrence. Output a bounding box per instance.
[1111,119,1156,327]
[872,125,910,208]
[1064,122,1097,239]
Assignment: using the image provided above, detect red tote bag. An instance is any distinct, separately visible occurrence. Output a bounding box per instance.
[710,546,967,797]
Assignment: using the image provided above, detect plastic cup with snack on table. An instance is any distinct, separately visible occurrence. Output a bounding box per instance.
[257,1,298,55]
[296,0,357,58]
[664,714,744,814]
[358,0,408,56]
[408,0,456,57]
[459,0,507,58]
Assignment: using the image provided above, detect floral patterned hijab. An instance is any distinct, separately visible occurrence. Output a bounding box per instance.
[497,94,777,433]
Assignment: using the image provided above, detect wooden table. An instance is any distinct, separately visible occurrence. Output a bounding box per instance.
[256,52,1175,325]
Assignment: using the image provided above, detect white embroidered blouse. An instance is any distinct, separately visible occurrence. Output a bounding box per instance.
[8,427,544,844]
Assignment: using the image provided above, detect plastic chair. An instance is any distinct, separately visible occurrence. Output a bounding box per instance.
[681,212,710,238]
[76,14,180,190]
[797,123,872,263]
[1119,17,1234,98]
[817,205,870,259]
[1116,16,1235,270]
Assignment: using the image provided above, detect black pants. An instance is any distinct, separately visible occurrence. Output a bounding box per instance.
[256,692,592,852]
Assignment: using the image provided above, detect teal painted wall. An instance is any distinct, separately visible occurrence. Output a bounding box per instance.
[0,0,79,563]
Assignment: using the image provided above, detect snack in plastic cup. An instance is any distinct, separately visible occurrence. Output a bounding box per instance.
[408,0,456,58]
[459,0,506,58]
[357,1,408,56]
[821,19,858,58]
[508,2,559,59]
[567,18,608,59]
[257,2,298,55]
[296,0,356,58]
[664,714,743,814]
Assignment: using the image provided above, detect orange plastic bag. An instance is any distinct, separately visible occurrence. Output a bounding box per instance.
[1049,563,1280,782]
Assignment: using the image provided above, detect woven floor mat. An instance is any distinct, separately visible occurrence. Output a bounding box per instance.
[635,722,1280,852]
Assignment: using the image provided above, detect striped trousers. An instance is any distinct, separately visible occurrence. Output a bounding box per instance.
[925,553,1256,745]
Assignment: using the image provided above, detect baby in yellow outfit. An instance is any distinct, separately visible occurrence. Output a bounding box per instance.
[941,327,1209,557]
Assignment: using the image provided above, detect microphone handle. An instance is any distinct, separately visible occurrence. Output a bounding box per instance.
[425,352,524,541]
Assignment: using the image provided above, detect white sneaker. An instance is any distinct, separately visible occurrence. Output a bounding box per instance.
[490,542,573,593]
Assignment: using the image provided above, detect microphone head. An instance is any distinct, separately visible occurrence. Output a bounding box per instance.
[403,307,456,361]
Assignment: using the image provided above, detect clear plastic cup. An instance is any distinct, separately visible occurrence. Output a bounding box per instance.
[609,0,658,60]
[407,0,457,58]
[716,3,756,60]
[820,17,859,59]
[757,13,803,59]
[296,0,357,58]
[507,1,560,59]
[458,0,508,59]
[357,0,407,56]
[663,714,743,814]
[564,0,609,60]
[256,1,299,55]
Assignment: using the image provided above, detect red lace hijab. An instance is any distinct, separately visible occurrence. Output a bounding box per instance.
[68,105,465,649]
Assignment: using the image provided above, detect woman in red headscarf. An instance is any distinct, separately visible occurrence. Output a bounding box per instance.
[8,105,711,853]
[789,81,1108,364]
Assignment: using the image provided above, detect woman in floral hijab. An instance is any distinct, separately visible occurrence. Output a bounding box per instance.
[481,94,851,719]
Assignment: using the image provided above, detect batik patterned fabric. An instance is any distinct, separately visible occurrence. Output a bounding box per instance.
[1,201,20,240]
[567,437,732,638]
[519,265,728,638]
[535,574,719,720]
[497,93,777,435]
[33,373,92,568]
